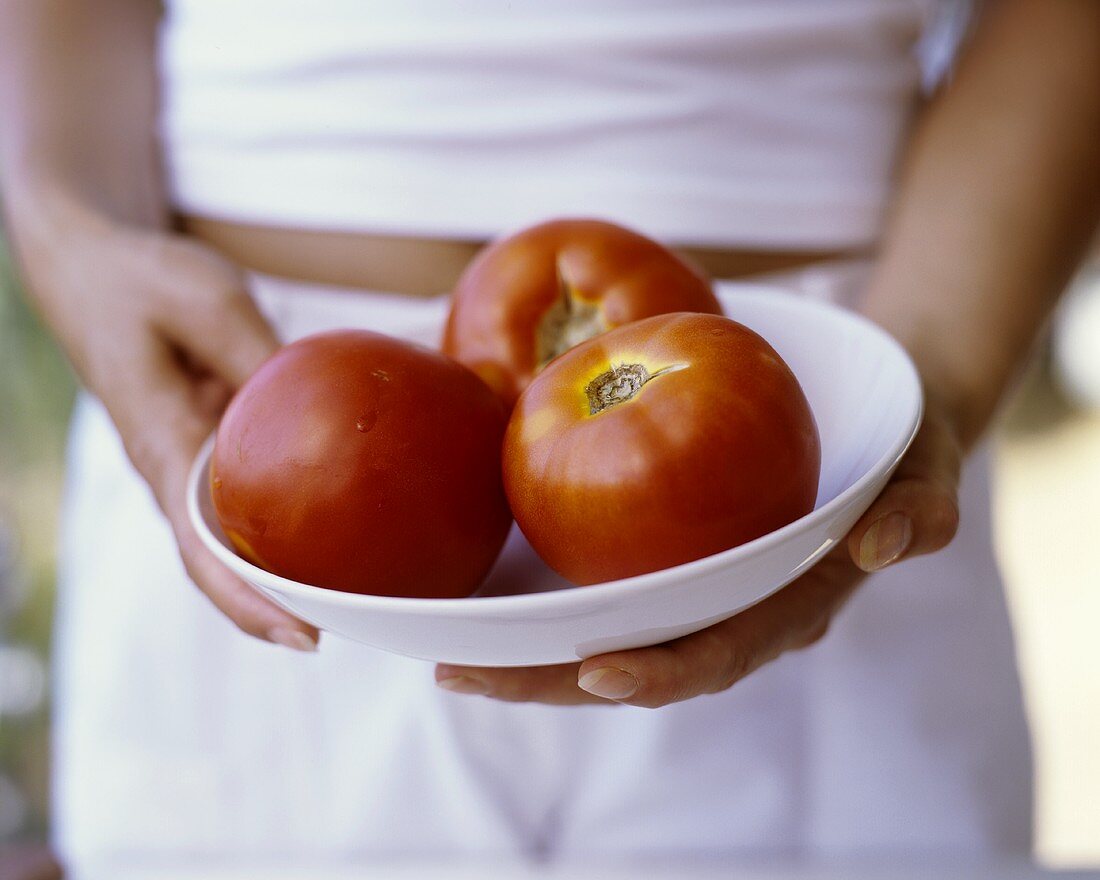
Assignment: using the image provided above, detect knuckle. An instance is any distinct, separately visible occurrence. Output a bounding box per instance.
[486,674,536,703]
[197,283,251,322]
[123,431,167,491]
[713,644,751,692]
[631,669,678,708]
[625,671,677,708]
[701,635,741,695]
[663,680,694,706]
[177,557,210,606]
[190,281,251,318]
[889,476,928,506]
[157,238,246,307]
[644,650,693,705]
[170,406,214,447]
[175,535,204,584]
[928,493,961,545]
[793,617,831,651]
[232,615,269,642]
[636,631,750,703]
[218,286,256,311]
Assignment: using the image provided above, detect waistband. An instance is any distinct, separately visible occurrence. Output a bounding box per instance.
[247,256,874,347]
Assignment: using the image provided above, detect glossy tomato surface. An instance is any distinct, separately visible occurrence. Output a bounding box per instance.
[503,313,820,585]
[211,330,512,598]
[443,218,722,409]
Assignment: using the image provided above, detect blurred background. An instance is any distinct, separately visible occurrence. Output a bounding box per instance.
[0,229,1098,870]
[0,227,74,851]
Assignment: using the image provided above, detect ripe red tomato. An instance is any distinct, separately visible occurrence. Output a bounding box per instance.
[503,313,820,585]
[211,330,512,598]
[443,218,723,410]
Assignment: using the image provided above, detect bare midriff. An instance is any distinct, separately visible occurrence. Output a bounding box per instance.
[179,215,866,298]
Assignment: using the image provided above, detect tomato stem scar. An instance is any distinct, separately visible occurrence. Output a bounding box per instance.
[536,257,608,369]
[585,362,685,414]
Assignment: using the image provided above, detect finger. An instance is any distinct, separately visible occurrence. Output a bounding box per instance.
[156,414,320,649]
[107,337,319,649]
[847,408,962,572]
[434,662,610,705]
[148,235,280,388]
[437,551,862,709]
[576,550,862,708]
[176,524,319,650]
[190,373,235,423]
[105,333,217,503]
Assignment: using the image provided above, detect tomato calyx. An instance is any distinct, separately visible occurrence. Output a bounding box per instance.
[536,258,609,369]
[584,362,685,414]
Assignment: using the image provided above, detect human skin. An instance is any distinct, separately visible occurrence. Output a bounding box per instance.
[0,0,319,650]
[434,0,1100,705]
[2,0,1098,690]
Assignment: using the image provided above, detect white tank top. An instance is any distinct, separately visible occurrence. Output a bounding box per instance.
[157,0,960,248]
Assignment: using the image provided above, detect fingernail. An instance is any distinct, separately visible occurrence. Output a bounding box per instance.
[268,628,318,652]
[859,512,913,571]
[578,667,638,700]
[437,675,489,695]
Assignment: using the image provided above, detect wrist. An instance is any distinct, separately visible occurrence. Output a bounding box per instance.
[3,170,126,269]
[878,318,993,452]
[855,287,984,451]
[3,145,166,243]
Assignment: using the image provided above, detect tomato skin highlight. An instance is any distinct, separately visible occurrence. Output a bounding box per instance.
[443,218,723,410]
[211,330,512,599]
[503,313,821,585]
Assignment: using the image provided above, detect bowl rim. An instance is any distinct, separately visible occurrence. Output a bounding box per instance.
[187,290,923,617]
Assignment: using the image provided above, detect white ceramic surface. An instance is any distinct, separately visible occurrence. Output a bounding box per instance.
[187,289,922,666]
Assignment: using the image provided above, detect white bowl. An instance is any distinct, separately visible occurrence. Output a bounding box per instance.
[188,289,922,667]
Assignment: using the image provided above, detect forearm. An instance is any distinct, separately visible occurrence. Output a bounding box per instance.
[0,0,311,647]
[0,0,166,236]
[863,0,1100,448]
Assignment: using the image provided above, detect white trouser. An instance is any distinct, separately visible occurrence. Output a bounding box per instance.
[52,263,1032,875]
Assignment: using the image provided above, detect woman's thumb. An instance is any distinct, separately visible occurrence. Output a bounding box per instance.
[846,407,962,572]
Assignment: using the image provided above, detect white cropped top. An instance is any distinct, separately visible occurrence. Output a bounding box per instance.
[157,0,962,249]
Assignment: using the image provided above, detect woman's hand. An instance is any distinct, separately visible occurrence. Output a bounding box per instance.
[9,192,319,651]
[434,394,961,706]
[434,0,1100,707]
